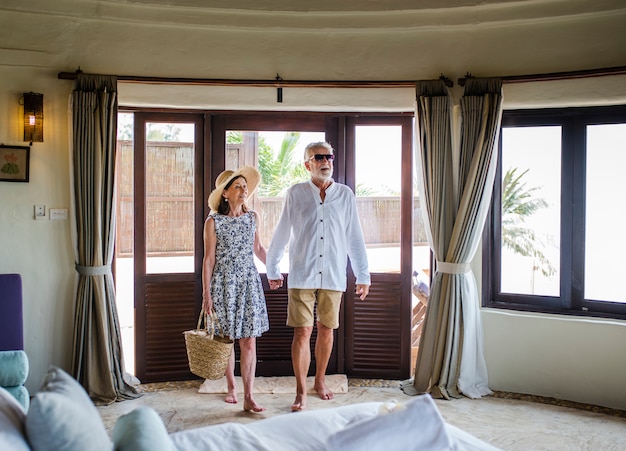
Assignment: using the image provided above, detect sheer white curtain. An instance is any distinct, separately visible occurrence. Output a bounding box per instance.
[406,78,503,399]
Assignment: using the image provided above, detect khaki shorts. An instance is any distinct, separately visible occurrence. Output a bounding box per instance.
[287,289,343,329]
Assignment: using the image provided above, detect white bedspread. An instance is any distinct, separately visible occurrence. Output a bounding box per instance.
[169,396,501,451]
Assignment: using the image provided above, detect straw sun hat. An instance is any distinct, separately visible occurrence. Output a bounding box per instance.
[207,165,261,212]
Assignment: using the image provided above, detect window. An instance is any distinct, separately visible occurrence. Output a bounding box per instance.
[354,125,403,273]
[484,105,626,319]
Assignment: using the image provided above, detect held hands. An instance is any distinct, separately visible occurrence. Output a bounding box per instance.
[355,284,370,301]
[268,276,366,300]
[268,275,284,290]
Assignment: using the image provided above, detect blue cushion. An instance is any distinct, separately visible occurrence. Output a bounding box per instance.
[113,406,175,451]
[0,350,29,386]
[25,366,111,451]
[3,385,29,411]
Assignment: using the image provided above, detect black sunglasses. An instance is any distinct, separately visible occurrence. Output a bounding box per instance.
[309,154,335,162]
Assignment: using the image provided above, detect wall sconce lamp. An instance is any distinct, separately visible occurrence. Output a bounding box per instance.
[22,92,44,144]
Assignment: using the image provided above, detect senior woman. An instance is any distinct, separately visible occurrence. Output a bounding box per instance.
[202,166,269,413]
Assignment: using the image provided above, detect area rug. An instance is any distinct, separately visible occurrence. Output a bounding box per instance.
[198,374,348,394]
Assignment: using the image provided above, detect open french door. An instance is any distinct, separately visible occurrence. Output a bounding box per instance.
[210,113,333,375]
[210,113,417,379]
[132,112,205,382]
[117,110,418,383]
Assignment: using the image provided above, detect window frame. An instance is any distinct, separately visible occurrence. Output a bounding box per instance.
[483,104,626,320]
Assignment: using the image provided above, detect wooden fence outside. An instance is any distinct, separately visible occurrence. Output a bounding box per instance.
[116,195,427,256]
[115,141,427,256]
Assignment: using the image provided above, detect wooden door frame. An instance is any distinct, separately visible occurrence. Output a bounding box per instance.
[133,111,205,381]
[126,109,415,381]
[343,115,414,378]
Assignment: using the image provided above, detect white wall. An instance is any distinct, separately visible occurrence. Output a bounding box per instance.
[0,68,75,389]
[1,1,626,409]
[483,310,626,410]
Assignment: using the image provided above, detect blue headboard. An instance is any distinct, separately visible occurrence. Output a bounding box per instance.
[0,274,24,351]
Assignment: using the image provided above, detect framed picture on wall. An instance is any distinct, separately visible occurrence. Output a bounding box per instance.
[0,145,30,182]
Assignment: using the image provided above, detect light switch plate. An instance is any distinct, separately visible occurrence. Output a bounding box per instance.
[50,208,68,220]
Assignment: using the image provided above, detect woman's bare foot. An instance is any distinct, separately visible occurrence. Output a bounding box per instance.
[224,388,238,404]
[314,381,334,400]
[243,396,266,413]
[291,393,307,412]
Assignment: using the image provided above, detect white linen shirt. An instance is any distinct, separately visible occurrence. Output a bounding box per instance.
[266,179,370,291]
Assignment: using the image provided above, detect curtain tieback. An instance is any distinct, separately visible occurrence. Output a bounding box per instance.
[436,261,471,274]
[75,263,111,276]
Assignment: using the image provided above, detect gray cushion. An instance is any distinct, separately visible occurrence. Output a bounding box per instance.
[326,395,452,450]
[25,366,111,451]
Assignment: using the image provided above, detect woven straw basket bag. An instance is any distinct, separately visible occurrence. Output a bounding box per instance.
[183,310,234,380]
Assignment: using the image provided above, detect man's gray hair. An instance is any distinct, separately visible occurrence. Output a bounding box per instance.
[304,141,333,161]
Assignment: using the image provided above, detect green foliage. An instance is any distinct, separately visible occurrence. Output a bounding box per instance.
[226,131,243,144]
[118,122,133,141]
[146,124,181,142]
[356,183,399,196]
[117,113,133,141]
[502,167,556,277]
[258,132,309,196]
[356,183,377,196]
[226,131,308,196]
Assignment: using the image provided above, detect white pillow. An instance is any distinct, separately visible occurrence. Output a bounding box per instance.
[326,395,453,451]
[0,386,30,451]
[170,402,383,451]
[244,401,382,450]
[25,366,111,451]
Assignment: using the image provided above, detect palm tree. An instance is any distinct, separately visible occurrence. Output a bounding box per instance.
[259,132,308,196]
[502,167,556,277]
[227,131,307,197]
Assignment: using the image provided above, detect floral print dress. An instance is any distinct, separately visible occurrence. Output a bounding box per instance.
[210,211,269,339]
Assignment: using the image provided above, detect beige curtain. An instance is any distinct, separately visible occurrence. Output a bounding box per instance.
[404,78,503,399]
[69,74,138,403]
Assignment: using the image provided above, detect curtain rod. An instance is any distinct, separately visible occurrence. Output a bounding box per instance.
[57,70,423,88]
[58,65,626,88]
[458,65,626,86]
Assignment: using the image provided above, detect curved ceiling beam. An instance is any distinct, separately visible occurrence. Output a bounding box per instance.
[2,0,625,32]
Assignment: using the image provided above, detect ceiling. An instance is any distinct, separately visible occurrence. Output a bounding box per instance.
[125,0,523,12]
[2,0,625,110]
[4,0,626,32]
[121,0,617,17]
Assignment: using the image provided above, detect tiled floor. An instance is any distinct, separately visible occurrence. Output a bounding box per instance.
[97,379,626,450]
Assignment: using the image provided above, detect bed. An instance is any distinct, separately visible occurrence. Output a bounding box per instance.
[1,366,501,450]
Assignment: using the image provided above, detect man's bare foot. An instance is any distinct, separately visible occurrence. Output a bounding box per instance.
[224,389,238,404]
[291,393,307,412]
[314,382,334,401]
[243,397,266,413]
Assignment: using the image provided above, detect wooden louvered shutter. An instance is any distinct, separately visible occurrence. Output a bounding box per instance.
[255,276,332,376]
[255,282,293,374]
[344,272,411,379]
[136,277,200,382]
